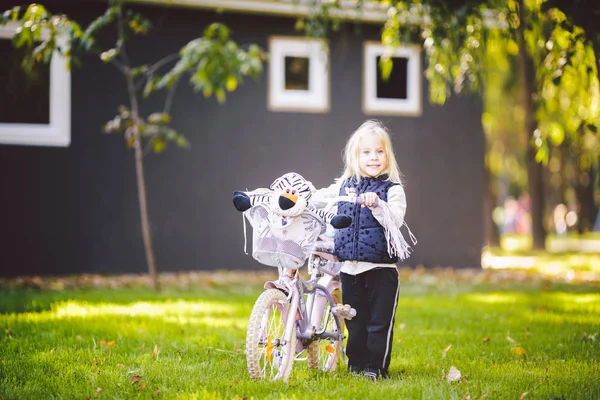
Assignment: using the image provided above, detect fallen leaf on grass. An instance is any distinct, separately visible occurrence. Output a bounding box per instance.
[512,347,527,357]
[582,332,597,341]
[152,345,159,359]
[520,391,529,399]
[483,336,490,342]
[108,340,116,347]
[131,376,142,384]
[444,366,462,382]
[506,336,515,344]
[442,344,452,358]
[138,382,147,391]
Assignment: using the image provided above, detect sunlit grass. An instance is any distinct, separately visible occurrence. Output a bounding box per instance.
[500,233,600,254]
[483,234,600,275]
[1,273,599,399]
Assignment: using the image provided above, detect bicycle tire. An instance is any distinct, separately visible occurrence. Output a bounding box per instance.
[246,288,297,382]
[306,287,344,371]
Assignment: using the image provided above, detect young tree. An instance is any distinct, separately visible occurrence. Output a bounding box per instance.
[1,1,265,290]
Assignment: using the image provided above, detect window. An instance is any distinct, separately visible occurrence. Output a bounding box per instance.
[0,22,71,147]
[363,42,422,116]
[268,36,329,113]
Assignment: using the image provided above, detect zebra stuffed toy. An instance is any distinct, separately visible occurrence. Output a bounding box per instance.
[232,172,351,229]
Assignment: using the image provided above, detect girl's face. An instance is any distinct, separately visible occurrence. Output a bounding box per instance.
[358,133,387,178]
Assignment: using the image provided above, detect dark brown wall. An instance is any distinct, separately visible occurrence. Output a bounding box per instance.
[0,1,484,277]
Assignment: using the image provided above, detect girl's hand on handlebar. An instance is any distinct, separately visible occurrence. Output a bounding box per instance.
[360,192,379,208]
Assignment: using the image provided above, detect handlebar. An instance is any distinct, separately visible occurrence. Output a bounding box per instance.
[323,195,378,212]
[242,190,378,212]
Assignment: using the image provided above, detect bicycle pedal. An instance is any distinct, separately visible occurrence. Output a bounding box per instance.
[332,304,356,320]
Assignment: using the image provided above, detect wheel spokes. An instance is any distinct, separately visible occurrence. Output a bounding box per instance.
[258,301,287,379]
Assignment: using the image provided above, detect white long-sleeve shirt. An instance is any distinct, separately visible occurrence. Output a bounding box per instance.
[312,180,408,275]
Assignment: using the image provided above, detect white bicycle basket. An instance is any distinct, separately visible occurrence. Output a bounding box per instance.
[244,204,325,269]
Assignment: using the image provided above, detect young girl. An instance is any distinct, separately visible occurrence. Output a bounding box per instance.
[313,120,414,382]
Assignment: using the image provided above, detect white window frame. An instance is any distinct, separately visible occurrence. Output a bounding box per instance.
[0,22,71,147]
[268,36,329,113]
[363,41,422,116]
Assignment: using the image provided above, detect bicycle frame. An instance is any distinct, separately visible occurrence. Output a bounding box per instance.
[262,195,361,361]
[263,261,343,349]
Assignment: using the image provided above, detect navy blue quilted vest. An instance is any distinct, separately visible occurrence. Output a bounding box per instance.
[334,175,399,264]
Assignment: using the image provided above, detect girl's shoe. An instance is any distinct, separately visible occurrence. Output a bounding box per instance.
[363,371,378,383]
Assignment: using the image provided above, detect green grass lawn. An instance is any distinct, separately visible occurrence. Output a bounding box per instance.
[1,270,599,400]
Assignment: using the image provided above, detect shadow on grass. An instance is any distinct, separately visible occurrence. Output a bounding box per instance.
[0,285,264,314]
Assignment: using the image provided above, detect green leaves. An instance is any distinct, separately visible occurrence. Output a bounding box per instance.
[534,7,600,160]
[1,4,85,71]
[126,9,152,35]
[100,48,118,63]
[80,6,118,52]
[1,7,20,24]
[152,23,265,104]
[103,107,188,154]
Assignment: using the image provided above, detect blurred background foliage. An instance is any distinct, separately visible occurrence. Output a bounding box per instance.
[295,0,600,254]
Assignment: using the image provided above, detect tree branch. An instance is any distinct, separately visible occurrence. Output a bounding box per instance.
[146,53,179,77]
[162,78,180,114]
[135,53,179,91]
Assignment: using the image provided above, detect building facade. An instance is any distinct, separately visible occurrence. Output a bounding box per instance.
[0,0,484,277]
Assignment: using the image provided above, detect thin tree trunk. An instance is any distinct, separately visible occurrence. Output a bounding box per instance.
[483,160,500,247]
[587,40,600,232]
[134,142,159,291]
[115,3,160,291]
[526,138,547,249]
[516,0,547,250]
[574,154,597,234]
[127,69,160,292]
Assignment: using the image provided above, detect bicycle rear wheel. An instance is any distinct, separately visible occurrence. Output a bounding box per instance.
[246,288,297,381]
[307,288,344,371]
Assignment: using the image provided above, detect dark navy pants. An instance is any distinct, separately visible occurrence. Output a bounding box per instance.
[340,267,399,377]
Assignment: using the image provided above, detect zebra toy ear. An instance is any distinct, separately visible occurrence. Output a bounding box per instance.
[269,172,314,201]
[269,172,313,217]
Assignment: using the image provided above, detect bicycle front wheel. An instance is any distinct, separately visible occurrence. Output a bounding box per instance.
[246,288,297,382]
[307,287,344,372]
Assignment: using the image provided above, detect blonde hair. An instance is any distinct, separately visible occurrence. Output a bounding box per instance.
[339,120,402,184]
